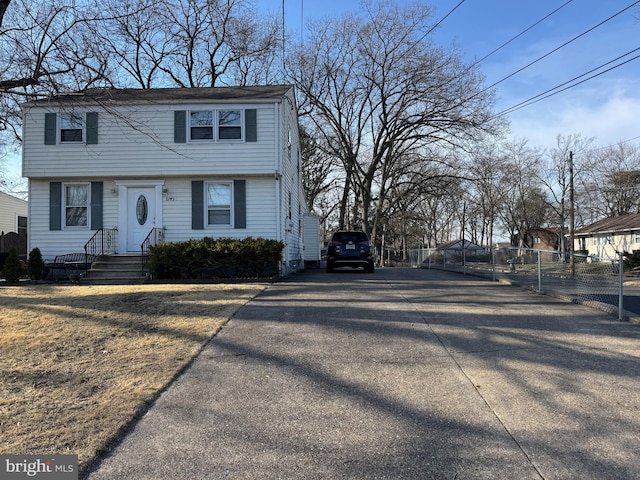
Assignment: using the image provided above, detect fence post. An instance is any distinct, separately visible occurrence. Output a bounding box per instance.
[538,250,542,293]
[492,247,496,282]
[619,251,624,321]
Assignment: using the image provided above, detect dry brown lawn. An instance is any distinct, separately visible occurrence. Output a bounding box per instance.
[0,283,265,474]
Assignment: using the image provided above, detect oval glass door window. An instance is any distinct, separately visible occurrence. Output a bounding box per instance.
[136,195,148,225]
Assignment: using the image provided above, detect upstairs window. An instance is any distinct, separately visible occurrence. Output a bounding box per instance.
[218,110,242,140]
[207,182,232,225]
[64,183,89,227]
[60,113,84,143]
[177,109,255,143]
[190,111,213,140]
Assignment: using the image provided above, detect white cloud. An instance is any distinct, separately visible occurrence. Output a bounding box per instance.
[506,85,640,150]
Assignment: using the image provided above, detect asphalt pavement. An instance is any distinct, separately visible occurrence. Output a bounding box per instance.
[84,267,640,479]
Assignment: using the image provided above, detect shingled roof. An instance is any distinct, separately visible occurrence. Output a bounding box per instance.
[574,214,640,236]
[23,85,294,106]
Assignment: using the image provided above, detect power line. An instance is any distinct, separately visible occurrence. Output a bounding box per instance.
[493,47,640,118]
[482,0,640,94]
[406,0,466,49]
[430,0,465,34]
[585,135,640,154]
[468,0,576,69]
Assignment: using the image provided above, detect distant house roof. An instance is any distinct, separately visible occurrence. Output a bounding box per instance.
[436,239,484,251]
[574,214,640,236]
[22,85,294,107]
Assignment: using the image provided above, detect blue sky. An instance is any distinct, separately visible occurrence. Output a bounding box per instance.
[266,0,640,151]
[4,1,638,183]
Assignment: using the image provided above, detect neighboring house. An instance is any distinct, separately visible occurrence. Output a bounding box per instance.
[0,191,27,236]
[436,239,485,259]
[572,214,640,260]
[511,227,562,251]
[0,191,28,255]
[22,85,308,274]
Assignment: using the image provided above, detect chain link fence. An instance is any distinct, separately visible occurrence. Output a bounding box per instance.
[405,247,626,320]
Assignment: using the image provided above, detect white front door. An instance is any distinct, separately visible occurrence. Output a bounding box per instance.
[127,187,156,252]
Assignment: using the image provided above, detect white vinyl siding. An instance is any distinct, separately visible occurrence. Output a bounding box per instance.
[0,192,28,234]
[161,178,277,244]
[28,180,118,260]
[23,105,275,178]
[276,91,306,269]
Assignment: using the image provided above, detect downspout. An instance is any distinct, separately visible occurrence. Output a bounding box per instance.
[274,101,283,262]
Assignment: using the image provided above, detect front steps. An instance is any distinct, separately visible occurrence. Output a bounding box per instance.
[82,254,148,285]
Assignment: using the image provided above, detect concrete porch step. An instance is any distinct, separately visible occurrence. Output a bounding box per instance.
[81,254,149,285]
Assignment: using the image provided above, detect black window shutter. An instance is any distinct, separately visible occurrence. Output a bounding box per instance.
[90,182,103,229]
[49,182,62,230]
[45,113,57,145]
[234,180,246,229]
[192,181,204,229]
[245,109,257,142]
[175,111,187,143]
[86,112,98,144]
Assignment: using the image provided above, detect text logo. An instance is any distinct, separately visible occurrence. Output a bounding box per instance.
[1,455,77,480]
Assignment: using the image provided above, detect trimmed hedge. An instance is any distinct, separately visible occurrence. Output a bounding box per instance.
[147,237,284,279]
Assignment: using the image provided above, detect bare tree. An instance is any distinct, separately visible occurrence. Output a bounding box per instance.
[91,0,282,88]
[466,141,511,248]
[288,0,500,250]
[300,126,339,219]
[0,0,113,192]
[580,143,640,218]
[538,133,593,250]
[498,139,548,244]
[0,0,282,191]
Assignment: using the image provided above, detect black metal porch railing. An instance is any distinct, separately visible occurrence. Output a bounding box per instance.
[84,227,118,263]
[141,227,165,273]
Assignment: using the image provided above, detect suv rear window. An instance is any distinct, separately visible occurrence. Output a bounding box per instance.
[332,232,368,243]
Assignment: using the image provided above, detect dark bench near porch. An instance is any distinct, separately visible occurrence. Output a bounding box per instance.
[45,253,97,279]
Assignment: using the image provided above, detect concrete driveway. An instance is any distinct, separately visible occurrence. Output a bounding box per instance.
[85,267,640,479]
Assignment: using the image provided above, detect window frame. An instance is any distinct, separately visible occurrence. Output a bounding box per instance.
[17,215,27,236]
[217,109,243,141]
[205,181,233,227]
[59,113,84,143]
[63,182,90,229]
[187,109,244,142]
[189,110,214,141]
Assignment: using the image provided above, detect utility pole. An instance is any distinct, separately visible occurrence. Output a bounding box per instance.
[569,151,575,276]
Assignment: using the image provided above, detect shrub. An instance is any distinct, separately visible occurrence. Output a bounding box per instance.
[2,248,26,283]
[27,247,45,280]
[623,250,640,272]
[147,237,284,279]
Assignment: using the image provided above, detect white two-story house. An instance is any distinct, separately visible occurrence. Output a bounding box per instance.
[22,85,308,274]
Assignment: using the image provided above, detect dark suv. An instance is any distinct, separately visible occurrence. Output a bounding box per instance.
[326,231,375,273]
